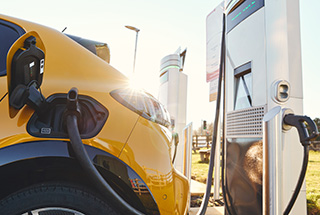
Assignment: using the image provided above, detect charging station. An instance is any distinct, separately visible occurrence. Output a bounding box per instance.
[223,0,310,214]
[158,48,188,174]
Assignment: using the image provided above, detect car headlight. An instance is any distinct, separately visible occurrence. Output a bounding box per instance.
[110,88,171,127]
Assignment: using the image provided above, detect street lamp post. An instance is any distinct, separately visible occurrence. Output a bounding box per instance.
[125,25,140,74]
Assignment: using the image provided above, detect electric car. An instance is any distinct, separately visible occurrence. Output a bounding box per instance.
[0,14,189,214]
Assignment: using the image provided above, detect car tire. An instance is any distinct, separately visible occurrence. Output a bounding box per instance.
[0,182,119,215]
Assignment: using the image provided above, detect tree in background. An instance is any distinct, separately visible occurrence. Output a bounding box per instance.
[193,122,213,136]
[305,118,320,142]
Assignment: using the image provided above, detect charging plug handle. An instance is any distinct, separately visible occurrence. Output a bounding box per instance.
[283,114,319,146]
[64,87,81,121]
[27,85,46,114]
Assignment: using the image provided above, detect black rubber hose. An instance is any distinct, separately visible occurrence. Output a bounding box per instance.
[283,145,309,215]
[66,114,143,215]
[196,14,226,215]
[220,39,235,215]
[172,133,179,164]
[172,144,178,164]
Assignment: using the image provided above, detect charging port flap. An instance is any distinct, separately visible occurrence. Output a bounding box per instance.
[6,31,45,114]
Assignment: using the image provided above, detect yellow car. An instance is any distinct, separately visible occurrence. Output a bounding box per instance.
[0,14,189,215]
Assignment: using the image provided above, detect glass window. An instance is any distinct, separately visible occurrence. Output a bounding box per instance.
[234,64,252,110]
[0,22,24,76]
[243,73,252,96]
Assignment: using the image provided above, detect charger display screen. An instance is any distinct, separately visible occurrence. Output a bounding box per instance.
[227,0,264,32]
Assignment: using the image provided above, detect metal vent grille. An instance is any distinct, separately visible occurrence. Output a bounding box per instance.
[226,106,265,138]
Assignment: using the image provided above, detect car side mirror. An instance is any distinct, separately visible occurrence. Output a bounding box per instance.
[7,31,46,114]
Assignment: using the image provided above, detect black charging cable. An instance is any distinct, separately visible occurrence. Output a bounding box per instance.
[196,13,226,215]
[283,145,309,215]
[172,133,179,164]
[219,17,237,215]
[65,88,143,215]
[282,114,319,215]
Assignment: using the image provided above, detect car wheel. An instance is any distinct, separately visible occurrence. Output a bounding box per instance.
[0,182,119,215]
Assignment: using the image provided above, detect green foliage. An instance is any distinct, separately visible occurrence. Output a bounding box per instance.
[193,122,213,136]
[307,118,320,141]
[191,151,210,183]
[307,194,320,215]
[306,151,320,214]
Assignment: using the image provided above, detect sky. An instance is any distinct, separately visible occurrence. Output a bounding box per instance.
[1,0,319,129]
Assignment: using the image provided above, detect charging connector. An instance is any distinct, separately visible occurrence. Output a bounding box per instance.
[65,87,143,215]
[283,114,318,146]
[282,114,319,215]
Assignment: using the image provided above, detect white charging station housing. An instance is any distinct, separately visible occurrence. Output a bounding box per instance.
[223,0,305,214]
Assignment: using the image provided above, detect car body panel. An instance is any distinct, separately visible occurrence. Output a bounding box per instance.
[0,14,190,214]
[0,14,138,158]
[120,117,189,214]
